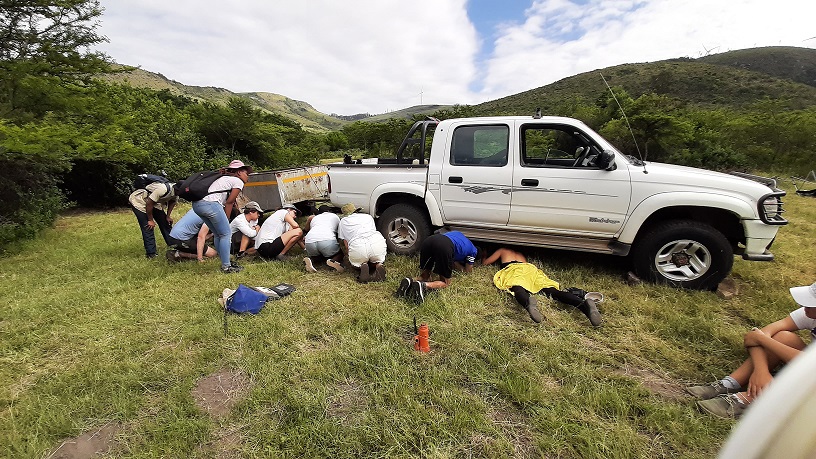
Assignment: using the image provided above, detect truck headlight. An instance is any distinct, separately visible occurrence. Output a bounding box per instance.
[758,192,787,225]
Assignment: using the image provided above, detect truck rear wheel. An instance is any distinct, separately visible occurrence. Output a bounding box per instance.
[377,204,431,255]
[632,220,733,290]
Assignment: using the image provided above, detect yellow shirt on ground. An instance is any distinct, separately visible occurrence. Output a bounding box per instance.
[493,262,559,292]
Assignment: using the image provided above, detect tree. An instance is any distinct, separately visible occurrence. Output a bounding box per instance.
[0,0,111,117]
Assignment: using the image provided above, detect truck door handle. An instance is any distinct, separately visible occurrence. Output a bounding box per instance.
[448,176,463,183]
[521,179,539,186]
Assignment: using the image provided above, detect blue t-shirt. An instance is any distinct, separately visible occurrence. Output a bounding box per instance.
[444,231,478,264]
[169,209,206,240]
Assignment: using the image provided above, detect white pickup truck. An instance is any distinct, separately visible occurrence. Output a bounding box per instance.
[327,115,787,290]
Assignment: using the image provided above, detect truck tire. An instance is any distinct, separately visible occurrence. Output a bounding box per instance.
[632,220,733,290]
[377,204,431,255]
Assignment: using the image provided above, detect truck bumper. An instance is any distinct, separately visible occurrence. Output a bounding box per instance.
[740,220,779,262]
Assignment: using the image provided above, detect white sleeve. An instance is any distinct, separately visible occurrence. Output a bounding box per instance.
[790,308,816,331]
[234,216,257,238]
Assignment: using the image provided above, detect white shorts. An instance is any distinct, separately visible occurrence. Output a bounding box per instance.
[347,233,387,267]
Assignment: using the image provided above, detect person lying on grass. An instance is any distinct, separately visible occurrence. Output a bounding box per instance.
[480,247,601,326]
[395,230,479,303]
[688,281,816,419]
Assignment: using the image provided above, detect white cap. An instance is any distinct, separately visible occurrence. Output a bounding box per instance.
[790,282,816,308]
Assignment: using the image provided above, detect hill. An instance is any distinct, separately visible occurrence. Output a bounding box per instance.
[473,46,816,116]
[101,66,344,132]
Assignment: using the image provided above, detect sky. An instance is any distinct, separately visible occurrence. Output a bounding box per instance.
[95,0,816,116]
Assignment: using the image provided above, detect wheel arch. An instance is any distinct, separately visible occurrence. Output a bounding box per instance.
[629,206,745,250]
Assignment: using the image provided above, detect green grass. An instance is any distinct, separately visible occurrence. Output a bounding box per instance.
[1,181,814,458]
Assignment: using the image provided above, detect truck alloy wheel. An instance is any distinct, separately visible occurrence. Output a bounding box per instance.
[633,220,733,290]
[377,204,431,255]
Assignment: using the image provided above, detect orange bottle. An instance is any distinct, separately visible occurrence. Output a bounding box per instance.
[414,323,430,353]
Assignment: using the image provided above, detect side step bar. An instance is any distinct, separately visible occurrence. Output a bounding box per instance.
[446,225,630,256]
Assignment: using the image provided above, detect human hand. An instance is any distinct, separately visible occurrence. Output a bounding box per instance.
[166,216,174,225]
[744,327,766,347]
[145,220,156,230]
[747,369,773,398]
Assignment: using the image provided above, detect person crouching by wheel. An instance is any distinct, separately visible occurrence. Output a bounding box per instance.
[395,230,479,303]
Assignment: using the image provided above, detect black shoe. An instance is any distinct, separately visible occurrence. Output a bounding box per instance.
[358,263,371,283]
[373,264,387,282]
[526,296,543,323]
[409,281,426,303]
[578,299,602,327]
[396,277,412,297]
[221,264,243,274]
[165,249,181,263]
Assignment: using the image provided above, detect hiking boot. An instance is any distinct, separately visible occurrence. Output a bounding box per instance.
[685,381,738,400]
[409,281,427,303]
[526,296,543,323]
[697,394,747,419]
[165,249,181,263]
[358,263,371,283]
[396,277,413,297]
[373,264,387,282]
[578,298,602,327]
[304,257,317,273]
[326,259,345,273]
[221,264,243,274]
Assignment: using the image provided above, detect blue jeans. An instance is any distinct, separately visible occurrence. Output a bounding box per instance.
[192,200,231,268]
[131,205,172,257]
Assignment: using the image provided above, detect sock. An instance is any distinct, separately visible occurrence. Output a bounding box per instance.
[721,376,740,390]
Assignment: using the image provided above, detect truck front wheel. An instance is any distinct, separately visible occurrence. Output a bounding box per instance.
[377,204,431,255]
[632,220,733,290]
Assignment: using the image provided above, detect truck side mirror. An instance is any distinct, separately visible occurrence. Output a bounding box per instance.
[596,150,616,171]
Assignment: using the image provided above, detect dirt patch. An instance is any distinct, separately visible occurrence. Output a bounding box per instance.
[47,421,122,459]
[613,365,687,401]
[191,368,252,419]
[325,377,369,424]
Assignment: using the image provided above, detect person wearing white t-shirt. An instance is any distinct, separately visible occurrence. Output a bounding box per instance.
[191,159,251,273]
[688,281,816,419]
[337,203,387,282]
[302,205,343,273]
[230,201,263,257]
[255,204,304,260]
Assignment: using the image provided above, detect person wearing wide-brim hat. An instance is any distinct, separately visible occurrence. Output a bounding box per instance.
[229,200,264,258]
[689,281,816,419]
[191,159,254,273]
[337,203,387,282]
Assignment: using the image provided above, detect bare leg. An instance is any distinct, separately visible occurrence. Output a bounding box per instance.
[729,330,807,387]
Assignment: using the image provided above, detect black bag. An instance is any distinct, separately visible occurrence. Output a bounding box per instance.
[133,173,172,198]
[173,170,225,201]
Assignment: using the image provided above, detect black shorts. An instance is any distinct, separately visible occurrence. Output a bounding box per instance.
[257,237,285,259]
[230,232,252,254]
[419,234,454,279]
[168,236,209,255]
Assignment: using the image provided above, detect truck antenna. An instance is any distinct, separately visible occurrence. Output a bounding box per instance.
[600,73,646,172]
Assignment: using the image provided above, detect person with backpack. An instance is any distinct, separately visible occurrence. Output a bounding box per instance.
[128,176,177,258]
[190,160,252,274]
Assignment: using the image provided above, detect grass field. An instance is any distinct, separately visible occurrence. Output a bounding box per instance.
[1,180,814,458]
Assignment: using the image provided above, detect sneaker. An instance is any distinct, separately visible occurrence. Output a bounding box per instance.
[221,264,243,274]
[396,277,412,297]
[685,380,737,400]
[373,264,387,282]
[579,298,602,327]
[326,259,345,273]
[409,281,427,303]
[358,263,371,283]
[526,296,543,323]
[146,253,158,259]
[697,394,747,419]
[304,257,317,273]
[165,249,180,263]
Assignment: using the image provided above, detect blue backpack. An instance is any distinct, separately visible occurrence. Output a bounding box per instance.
[225,284,269,314]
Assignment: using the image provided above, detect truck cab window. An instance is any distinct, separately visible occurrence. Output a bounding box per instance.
[522,126,596,168]
[450,125,509,166]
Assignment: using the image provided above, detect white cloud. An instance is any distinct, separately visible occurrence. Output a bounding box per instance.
[96,0,815,116]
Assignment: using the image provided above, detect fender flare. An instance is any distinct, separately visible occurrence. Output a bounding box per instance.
[370,183,443,225]
[618,191,756,243]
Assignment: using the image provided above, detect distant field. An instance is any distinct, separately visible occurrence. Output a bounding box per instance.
[1,178,814,458]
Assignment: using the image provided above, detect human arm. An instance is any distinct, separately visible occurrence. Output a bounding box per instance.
[744,317,802,397]
[144,198,157,230]
[284,211,300,229]
[165,199,176,225]
[223,188,241,219]
[482,249,503,266]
